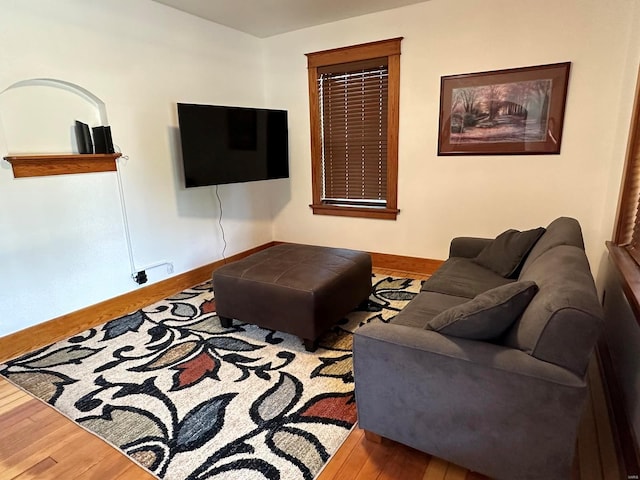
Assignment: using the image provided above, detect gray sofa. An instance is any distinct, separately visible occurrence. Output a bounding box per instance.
[353,217,603,480]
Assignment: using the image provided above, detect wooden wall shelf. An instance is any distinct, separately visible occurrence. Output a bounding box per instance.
[3,153,122,178]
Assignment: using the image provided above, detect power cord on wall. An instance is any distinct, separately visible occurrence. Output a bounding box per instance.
[114,145,173,284]
[215,184,227,264]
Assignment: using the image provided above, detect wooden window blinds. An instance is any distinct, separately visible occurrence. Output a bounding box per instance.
[318,58,389,206]
[614,65,640,265]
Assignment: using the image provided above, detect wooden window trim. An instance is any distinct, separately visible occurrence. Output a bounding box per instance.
[611,65,640,324]
[613,64,640,245]
[306,38,402,220]
[310,204,400,220]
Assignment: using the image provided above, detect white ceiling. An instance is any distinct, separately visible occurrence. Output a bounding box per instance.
[152,0,428,38]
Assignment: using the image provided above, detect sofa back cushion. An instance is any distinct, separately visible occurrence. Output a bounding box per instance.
[502,245,603,375]
[473,227,545,278]
[519,217,585,277]
[421,257,514,299]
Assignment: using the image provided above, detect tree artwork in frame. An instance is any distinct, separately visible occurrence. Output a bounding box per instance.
[438,62,571,155]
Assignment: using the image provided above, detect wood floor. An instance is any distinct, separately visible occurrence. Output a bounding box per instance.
[0,267,624,479]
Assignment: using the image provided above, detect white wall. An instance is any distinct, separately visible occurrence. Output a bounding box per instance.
[264,0,640,278]
[0,0,276,337]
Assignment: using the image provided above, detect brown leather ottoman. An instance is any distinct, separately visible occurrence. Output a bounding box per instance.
[212,244,372,351]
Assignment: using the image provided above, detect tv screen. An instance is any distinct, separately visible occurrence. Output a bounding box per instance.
[177,103,289,187]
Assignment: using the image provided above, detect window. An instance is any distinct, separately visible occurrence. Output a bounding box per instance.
[613,66,640,260]
[306,38,402,220]
[610,66,640,318]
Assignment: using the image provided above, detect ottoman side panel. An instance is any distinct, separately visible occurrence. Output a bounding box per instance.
[213,272,313,336]
[312,253,372,337]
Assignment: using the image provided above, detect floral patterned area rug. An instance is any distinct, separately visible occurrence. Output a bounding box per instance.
[0,275,419,480]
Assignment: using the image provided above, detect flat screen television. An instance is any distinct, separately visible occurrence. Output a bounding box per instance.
[177,103,289,187]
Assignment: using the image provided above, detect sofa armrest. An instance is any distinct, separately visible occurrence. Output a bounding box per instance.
[353,323,587,479]
[354,323,583,386]
[449,236,492,258]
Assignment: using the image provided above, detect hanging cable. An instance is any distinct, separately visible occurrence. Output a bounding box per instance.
[115,150,173,283]
[114,153,137,276]
[215,184,227,264]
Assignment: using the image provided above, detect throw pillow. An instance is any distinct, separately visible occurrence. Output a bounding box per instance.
[473,227,545,278]
[426,281,538,340]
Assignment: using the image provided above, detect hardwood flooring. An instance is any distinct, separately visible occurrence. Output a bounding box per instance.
[0,267,623,479]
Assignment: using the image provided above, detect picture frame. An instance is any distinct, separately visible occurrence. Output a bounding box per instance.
[438,62,571,155]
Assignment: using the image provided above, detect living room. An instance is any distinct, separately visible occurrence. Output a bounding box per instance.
[1,0,640,478]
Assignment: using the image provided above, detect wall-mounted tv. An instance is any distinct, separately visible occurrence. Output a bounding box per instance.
[177,103,289,188]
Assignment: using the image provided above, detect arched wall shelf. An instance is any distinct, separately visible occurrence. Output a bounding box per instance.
[0,78,117,178]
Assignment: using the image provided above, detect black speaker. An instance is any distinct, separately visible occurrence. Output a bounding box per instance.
[75,120,93,154]
[92,126,114,154]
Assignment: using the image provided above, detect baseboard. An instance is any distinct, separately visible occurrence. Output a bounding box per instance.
[596,338,640,478]
[0,242,277,363]
[0,243,443,363]
[368,251,443,276]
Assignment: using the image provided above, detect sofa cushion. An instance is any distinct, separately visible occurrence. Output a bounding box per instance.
[426,281,538,340]
[518,217,585,278]
[503,245,603,375]
[421,257,514,299]
[473,227,545,278]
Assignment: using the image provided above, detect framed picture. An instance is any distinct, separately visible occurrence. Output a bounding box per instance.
[438,62,571,155]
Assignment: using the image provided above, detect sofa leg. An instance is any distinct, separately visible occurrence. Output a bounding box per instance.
[219,316,233,328]
[364,430,384,444]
